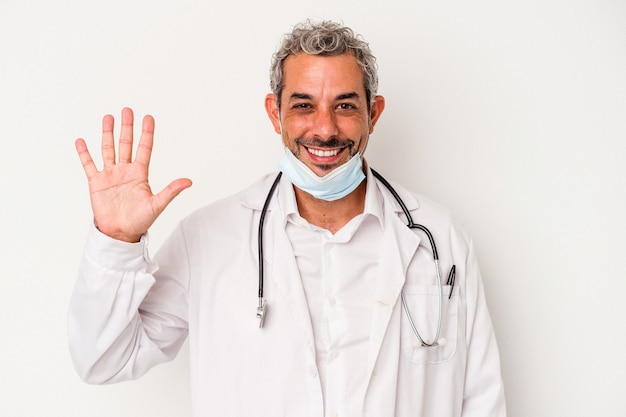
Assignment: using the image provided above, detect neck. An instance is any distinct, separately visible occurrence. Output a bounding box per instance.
[294,179,367,234]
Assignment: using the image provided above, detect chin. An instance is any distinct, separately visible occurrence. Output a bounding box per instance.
[315,164,335,173]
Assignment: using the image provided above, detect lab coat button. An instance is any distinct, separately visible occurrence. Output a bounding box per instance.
[309,365,318,378]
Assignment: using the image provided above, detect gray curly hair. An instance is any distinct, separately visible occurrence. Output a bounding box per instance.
[269,20,379,111]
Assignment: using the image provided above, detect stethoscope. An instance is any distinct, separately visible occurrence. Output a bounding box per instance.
[256,169,454,347]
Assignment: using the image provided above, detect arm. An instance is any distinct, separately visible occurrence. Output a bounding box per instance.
[68,108,192,383]
[68,224,188,383]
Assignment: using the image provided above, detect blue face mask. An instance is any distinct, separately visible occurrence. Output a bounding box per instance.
[277,148,366,201]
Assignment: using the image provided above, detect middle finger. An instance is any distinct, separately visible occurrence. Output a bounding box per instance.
[118,107,134,163]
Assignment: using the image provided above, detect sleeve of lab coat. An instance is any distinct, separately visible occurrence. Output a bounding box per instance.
[461,240,507,417]
[67,223,189,384]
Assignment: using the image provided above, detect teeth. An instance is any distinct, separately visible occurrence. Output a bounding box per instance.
[308,148,340,157]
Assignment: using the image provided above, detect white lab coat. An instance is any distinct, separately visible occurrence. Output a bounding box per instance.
[68,170,506,417]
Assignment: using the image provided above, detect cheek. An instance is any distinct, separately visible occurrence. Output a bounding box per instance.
[283,117,310,134]
[341,115,369,134]
[357,136,369,154]
[346,121,370,146]
[280,132,300,156]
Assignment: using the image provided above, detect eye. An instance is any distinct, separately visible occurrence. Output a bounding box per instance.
[292,103,311,110]
[337,102,357,110]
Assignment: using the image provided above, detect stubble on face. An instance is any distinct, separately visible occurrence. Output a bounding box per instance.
[291,137,358,172]
[278,54,373,175]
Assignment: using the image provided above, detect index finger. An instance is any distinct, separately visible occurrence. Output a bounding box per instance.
[134,114,155,167]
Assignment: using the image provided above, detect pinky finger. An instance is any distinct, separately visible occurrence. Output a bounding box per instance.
[75,138,99,178]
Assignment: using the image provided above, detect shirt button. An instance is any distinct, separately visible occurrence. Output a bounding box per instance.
[331,412,339,417]
[328,297,336,307]
[330,350,340,360]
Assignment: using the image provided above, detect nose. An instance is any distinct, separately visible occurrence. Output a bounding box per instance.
[311,107,339,140]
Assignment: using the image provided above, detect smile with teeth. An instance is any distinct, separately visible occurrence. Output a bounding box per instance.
[306,147,343,157]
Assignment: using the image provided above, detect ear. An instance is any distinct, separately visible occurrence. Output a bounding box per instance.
[368,95,386,134]
[265,93,282,134]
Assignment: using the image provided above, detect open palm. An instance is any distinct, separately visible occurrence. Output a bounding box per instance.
[75,108,192,242]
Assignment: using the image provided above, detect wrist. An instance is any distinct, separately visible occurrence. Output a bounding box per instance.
[94,221,143,243]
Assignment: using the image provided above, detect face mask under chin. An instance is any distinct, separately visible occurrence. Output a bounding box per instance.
[277,148,366,201]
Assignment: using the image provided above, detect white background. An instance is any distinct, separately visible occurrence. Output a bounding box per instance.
[1,0,625,416]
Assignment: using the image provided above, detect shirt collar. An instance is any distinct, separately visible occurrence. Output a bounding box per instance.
[276,159,385,230]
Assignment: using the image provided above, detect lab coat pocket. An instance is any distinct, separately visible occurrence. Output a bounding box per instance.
[400,284,458,365]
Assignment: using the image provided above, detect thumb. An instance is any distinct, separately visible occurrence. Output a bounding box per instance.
[154,178,193,212]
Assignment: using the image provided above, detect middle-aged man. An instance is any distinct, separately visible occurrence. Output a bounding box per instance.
[69,20,507,417]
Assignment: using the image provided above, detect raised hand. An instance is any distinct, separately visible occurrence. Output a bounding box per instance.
[75,107,192,242]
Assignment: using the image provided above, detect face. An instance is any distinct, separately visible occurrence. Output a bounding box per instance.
[265,53,385,177]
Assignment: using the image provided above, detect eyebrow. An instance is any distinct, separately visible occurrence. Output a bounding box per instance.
[288,92,312,101]
[337,92,360,100]
[288,91,361,101]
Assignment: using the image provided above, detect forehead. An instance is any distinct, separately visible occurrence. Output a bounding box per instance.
[282,53,365,97]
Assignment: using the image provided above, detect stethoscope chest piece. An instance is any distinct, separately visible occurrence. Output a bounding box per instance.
[257,298,267,328]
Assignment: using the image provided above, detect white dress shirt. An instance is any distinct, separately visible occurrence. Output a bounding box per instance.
[281,175,384,416]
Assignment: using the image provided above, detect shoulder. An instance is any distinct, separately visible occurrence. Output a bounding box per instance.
[372,172,453,221]
[178,172,281,232]
[372,173,471,244]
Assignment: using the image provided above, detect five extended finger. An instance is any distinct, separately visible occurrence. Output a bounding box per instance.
[118,107,135,163]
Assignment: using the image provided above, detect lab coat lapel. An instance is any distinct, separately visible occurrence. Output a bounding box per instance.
[263,208,317,358]
[243,173,317,358]
[366,205,421,382]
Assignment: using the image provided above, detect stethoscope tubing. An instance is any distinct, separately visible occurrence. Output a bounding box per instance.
[258,172,282,300]
[370,169,444,346]
[257,169,445,347]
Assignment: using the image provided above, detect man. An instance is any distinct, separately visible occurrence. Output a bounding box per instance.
[69,20,506,417]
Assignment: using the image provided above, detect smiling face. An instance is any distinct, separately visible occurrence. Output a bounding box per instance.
[266,53,385,177]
